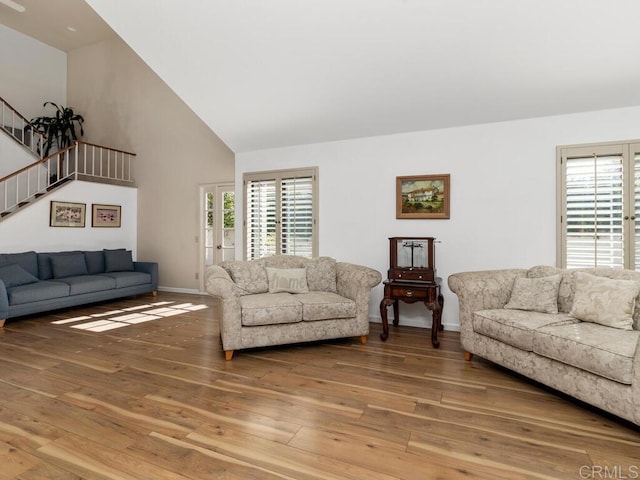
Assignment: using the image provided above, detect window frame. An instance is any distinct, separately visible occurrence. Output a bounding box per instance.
[243,167,318,260]
[556,140,640,269]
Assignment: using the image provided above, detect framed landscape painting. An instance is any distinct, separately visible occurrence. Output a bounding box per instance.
[50,201,86,227]
[396,174,450,219]
[92,204,121,227]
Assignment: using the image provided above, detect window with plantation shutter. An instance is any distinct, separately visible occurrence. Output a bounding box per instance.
[245,178,277,259]
[244,167,318,260]
[557,141,640,270]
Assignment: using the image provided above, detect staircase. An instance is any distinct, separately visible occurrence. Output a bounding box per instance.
[1,95,46,158]
[0,96,136,221]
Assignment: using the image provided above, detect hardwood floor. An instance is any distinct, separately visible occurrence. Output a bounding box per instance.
[0,292,638,479]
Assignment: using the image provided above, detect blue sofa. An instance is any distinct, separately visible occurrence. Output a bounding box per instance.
[0,249,158,325]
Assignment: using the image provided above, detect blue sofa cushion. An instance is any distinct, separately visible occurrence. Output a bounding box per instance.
[8,281,71,305]
[0,251,38,278]
[37,251,82,280]
[51,253,89,279]
[59,275,117,295]
[0,264,39,288]
[104,249,134,272]
[84,251,106,274]
[102,271,152,288]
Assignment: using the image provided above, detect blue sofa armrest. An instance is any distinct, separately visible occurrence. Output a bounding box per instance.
[0,279,8,321]
[134,262,158,289]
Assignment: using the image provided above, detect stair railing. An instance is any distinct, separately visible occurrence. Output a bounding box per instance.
[0,96,45,158]
[74,141,136,183]
[0,141,136,217]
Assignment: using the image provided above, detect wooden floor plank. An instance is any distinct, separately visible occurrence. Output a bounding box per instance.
[124,433,275,480]
[0,292,636,479]
[16,462,85,480]
[0,439,41,479]
[35,433,190,480]
[287,425,527,480]
[185,423,402,480]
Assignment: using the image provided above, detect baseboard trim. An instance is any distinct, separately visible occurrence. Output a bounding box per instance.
[158,286,201,295]
[368,316,460,332]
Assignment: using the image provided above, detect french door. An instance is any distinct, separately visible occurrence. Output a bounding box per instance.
[200,183,235,290]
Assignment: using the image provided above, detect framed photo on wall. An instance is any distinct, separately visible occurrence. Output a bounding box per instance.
[396,174,450,219]
[50,201,86,227]
[92,204,121,228]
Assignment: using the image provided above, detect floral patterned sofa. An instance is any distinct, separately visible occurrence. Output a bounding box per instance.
[448,266,640,426]
[205,255,381,360]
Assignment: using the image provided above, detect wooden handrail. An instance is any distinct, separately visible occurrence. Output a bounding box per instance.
[1,140,136,216]
[0,143,76,183]
[77,140,136,156]
[0,145,70,183]
[0,95,38,130]
[0,141,136,184]
[0,158,43,183]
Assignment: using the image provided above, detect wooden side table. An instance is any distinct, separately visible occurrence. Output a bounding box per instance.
[379,278,444,347]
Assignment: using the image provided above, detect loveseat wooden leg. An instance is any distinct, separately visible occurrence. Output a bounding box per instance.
[152,290,158,297]
[0,319,5,328]
[359,335,367,345]
[224,350,234,361]
[464,351,473,361]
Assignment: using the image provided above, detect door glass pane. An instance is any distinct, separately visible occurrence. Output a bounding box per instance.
[205,247,214,265]
[565,155,623,268]
[221,191,235,261]
[223,228,235,247]
[222,231,235,261]
[223,191,235,228]
[204,191,215,265]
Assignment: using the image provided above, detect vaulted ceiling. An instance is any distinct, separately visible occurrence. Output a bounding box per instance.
[4,0,640,153]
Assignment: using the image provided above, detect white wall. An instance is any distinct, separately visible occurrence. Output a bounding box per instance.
[3,29,233,291]
[0,24,66,120]
[0,180,137,254]
[0,24,66,179]
[237,105,640,331]
[67,37,235,291]
[0,132,35,177]
[1,26,138,271]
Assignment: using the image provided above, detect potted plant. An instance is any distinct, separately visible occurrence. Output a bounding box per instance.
[25,102,84,157]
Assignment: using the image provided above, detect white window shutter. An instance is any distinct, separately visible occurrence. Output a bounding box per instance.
[244,168,317,260]
[564,153,624,268]
[245,178,276,260]
[281,175,314,257]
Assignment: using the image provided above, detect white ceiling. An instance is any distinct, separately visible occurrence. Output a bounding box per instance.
[5,1,640,153]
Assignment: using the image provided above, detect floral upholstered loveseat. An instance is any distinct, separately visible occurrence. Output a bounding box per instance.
[205,255,381,360]
[448,266,640,426]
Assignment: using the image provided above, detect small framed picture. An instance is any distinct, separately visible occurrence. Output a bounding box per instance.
[396,174,450,219]
[92,204,121,228]
[50,201,86,227]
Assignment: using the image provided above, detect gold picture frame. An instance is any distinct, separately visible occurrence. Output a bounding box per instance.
[92,204,121,227]
[50,201,86,227]
[396,174,450,219]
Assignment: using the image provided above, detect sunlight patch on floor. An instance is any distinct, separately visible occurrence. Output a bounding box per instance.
[51,301,208,332]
